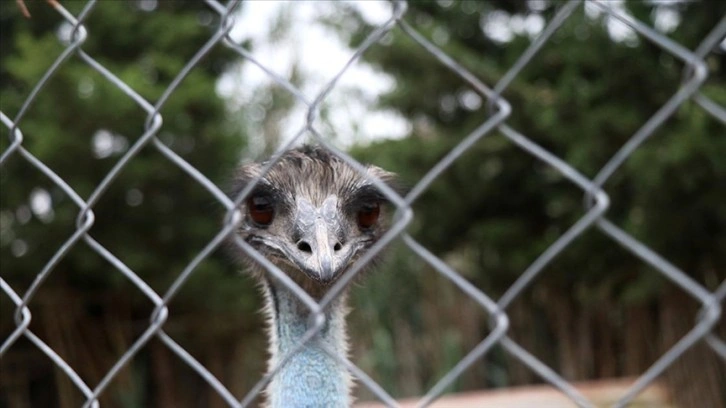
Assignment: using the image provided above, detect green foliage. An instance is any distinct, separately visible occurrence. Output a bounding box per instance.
[348,0,726,399]
[0,2,258,406]
[351,0,726,298]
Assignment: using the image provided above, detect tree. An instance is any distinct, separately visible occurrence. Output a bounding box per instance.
[0,2,260,407]
[341,1,726,405]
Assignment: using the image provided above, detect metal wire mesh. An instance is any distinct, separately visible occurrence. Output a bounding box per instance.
[1,1,724,407]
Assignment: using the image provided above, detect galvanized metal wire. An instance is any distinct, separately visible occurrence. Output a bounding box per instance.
[1,1,724,407]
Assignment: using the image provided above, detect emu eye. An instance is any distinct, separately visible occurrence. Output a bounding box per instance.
[357,203,380,229]
[248,195,274,226]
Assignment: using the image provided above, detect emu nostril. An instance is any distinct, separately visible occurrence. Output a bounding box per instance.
[297,241,312,253]
[333,242,342,252]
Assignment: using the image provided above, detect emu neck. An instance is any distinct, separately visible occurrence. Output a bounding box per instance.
[263,279,350,408]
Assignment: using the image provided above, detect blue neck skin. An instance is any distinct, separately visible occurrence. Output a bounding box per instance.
[263,281,350,408]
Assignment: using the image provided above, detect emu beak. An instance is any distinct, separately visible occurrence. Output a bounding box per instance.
[286,196,350,284]
[310,217,335,282]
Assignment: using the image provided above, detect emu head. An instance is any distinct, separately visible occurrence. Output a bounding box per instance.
[230,146,398,297]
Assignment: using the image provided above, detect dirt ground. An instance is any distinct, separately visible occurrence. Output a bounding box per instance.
[355,377,673,408]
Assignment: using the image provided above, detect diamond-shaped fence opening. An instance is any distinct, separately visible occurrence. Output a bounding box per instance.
[1,1,724,407]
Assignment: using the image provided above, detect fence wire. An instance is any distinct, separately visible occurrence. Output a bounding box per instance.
[1,1,724,407]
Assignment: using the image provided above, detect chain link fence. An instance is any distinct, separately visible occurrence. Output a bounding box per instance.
[1,0,724,407]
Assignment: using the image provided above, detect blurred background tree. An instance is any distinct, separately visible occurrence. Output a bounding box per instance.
[1,1,725,408]
[343,1,726,407]
[0,2,265,407]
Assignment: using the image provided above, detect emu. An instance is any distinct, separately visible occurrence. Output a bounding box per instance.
[229,145,398,407]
